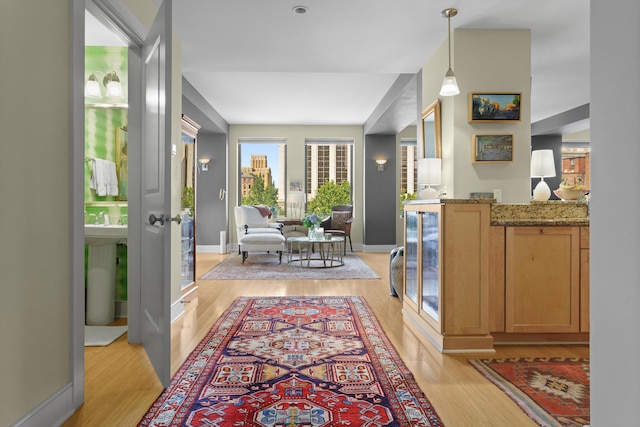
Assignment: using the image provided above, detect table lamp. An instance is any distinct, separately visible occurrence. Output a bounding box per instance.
[530,149,556,201]
[417,158,442,199]
[287,192,306,219]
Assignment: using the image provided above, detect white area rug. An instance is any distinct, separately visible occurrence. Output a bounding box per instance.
[84,325,128,346]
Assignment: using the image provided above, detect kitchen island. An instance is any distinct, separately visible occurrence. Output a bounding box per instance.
[402,199,589,353]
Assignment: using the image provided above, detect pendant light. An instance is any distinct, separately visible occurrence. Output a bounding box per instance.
[439,8,460,97]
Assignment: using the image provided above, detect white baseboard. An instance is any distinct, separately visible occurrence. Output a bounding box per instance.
[361,244,397,253]
[13,383,75,427]
[171,299,185,323]
[196,244,227,254]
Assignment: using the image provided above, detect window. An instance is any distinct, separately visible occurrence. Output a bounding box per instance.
[238,138,287,215]
[561,142,590,188]
[305,138,353,198]
[401,139,418,195]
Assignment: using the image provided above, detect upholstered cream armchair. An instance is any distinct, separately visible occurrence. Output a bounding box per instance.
[234,205,285,263]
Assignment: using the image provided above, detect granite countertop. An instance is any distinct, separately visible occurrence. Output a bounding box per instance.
[491,200,589,226]
[404,198,495,205]
[404,199,589,226]
[491,218,589,226]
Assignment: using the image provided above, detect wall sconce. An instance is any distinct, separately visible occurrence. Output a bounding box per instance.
[417,158,442,199]
[85,70,124,99]
[530,149,556,201]
[375,159,388,171]
[198,158,211,172]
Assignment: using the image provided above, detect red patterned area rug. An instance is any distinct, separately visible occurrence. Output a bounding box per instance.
[469,357,590,427]
[139,296,443,426]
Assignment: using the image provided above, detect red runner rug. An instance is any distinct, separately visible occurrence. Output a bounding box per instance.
[469,357,590,427]
[140,296,443,426]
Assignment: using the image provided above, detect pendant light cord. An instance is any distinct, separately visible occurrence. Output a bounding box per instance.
[447,13,452,71]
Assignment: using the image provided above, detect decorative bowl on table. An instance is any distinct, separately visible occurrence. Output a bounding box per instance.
[554,188,587,200]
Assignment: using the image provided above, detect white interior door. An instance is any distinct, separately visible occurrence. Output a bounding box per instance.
[140,0,172,387]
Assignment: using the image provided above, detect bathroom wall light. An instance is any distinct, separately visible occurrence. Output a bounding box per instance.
[198,158,211,172]
[84,70,124,99]
[375,159,388,171]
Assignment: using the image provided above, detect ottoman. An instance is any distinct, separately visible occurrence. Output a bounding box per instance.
[238,233,286,264]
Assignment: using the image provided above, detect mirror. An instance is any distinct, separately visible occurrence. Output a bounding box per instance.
[421,99,442,158]
[115,126,128,201]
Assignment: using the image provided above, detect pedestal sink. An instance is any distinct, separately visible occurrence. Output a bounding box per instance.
[85,224,128,326]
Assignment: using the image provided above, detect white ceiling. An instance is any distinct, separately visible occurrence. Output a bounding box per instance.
[87,0,590,131]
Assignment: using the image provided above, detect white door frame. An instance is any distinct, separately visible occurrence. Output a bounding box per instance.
[71,0,168,409]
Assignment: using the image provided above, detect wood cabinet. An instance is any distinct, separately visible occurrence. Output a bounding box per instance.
[580,226,589,332]
[489,226,506,332]
[403,201,493,352]
[180,115,200,309]
[505,226,580,333]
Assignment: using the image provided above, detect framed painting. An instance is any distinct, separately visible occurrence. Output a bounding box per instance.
[421,99,441,158]
[472,134,514,163]
[469,92,521,122]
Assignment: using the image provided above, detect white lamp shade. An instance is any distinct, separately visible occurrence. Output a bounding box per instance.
[439,73,460,96]
[530,149,556,178]
[417,158,442,186]
[105,80,124,98]
[84,80,101,98]
[288,193,306,204]
[287,192,306,219]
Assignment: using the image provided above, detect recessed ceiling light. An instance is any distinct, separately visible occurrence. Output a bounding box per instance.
[292,6,309,14]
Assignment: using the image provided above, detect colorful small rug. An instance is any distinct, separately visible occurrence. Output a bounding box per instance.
[139,296,442,426]
[469,357,590,427]
[199,252,380,280]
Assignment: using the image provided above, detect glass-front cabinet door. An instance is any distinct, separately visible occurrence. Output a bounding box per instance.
[403,210,419,308]
[403,202,442,332]
[181,115,200,290]
[421,210,440,323]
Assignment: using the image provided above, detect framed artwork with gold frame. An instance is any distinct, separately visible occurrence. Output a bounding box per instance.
[469,92,521,122]
[472,134,514,163]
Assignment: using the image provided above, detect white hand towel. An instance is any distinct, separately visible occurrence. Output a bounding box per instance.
[92,158,118,197]
[89,158,98,191]
[105,160,118,196]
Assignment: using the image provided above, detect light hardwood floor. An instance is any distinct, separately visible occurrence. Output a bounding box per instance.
[63,251,589,426]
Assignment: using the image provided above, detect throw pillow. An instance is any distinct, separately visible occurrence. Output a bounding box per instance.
[331,211,351,230]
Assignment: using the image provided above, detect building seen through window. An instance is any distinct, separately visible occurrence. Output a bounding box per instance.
[239,140,286,213]
[305,141,353,198]
[401,141,418,195]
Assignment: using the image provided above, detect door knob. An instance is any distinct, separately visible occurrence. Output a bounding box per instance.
[149,213,165,225]
[149,213,182,226]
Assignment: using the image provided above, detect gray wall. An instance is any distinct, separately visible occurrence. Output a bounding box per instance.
[196,132,228,246]
[363,134,397,246]
[591,0,640,424]
[182,89,229,248]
